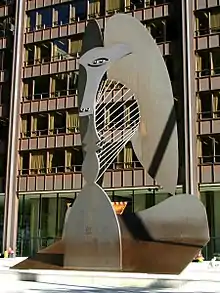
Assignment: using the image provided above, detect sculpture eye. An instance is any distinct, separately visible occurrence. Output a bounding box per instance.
[88,57,109,67]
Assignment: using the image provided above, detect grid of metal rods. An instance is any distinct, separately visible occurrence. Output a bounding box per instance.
[95,79,140,179]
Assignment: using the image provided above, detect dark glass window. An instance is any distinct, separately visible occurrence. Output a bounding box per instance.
[27,11,36,31]
[20,152,29,175]
[53,38,68,60]
[37,8,52,29]
[0,83,10,103]
[34,76,50,99]
[74,0,87,21]
[69,72,78,94]
[54,112,66,134]
[109,102,125,129]
[0,50,11,70]
[72,147,83,171]
[215,136,220,163]
[54,73,68,96]
[0,154,6,176]
[200,92,212,119]
[131,0,144,9]
[0,121,8,140]
[201,137,214,164]
[195,11,209,36]
[55,4,69,25]
[212,48,220,75]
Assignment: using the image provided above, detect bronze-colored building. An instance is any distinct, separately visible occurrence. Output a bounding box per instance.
[0,0,218,259]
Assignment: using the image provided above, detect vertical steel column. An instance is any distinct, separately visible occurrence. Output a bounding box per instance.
[181,0,198,195]
[3,0,25,253]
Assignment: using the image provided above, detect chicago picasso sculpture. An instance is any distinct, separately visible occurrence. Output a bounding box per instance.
[14,14,209,274]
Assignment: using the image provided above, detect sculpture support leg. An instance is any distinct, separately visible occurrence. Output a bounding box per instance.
[63,183,122,270]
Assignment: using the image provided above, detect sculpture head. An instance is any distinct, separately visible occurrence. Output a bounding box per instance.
[79,44,132,117]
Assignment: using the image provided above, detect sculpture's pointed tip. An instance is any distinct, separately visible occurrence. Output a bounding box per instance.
[81,19,103,56]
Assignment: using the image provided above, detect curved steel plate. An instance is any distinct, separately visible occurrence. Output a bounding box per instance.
[104,14,178,194]
[63,183,121,270]
[123,194,209,245]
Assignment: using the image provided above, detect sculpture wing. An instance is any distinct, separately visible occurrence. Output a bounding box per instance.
[104,14,178,195]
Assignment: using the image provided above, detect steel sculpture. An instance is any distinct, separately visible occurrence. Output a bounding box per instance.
[13,14,209,274]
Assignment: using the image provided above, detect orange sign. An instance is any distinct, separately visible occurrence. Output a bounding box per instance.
[112,201,128,215]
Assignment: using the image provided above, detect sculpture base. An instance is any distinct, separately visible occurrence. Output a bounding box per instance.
[12,239,200,274]
[12,194,209,274]
[13,240,64,270]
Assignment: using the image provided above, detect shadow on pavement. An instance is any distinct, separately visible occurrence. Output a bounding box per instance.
[26,279,189,293]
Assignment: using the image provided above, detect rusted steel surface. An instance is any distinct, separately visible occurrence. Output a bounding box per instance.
[13,194,209,274]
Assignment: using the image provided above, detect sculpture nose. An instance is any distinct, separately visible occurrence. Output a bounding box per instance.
[79,73,104,117]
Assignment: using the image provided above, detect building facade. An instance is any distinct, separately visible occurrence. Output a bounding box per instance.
[0,0,218,259]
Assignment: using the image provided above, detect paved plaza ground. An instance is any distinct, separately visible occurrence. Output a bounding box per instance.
[0,259,220,292]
